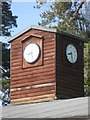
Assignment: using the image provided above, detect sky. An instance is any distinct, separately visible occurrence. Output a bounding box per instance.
[2,1,50,43]
[1,1,90,43]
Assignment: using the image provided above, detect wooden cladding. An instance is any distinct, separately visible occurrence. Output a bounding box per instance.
[10,28,84,105]
[10,29,56,105]
[56,34,84,98]
[11,94,55,105]
[22,35,43,68]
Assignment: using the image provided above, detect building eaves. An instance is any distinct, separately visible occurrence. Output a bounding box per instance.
[8,25,57,43]
[8,25,88,43]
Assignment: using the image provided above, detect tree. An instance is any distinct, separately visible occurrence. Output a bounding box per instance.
[2,43,10,79]
[84,30,90,96]
[1,1,18,37]
[35,1,89,38]
[1,1,17,79]
[0,1,17,95]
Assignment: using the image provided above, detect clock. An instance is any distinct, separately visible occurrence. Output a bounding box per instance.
[66,44,77,63]
[23,43,40,63]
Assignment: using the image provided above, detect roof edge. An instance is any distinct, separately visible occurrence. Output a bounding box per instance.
[8,25,57,43]
[8,25,88,43]
[58,31,88,43]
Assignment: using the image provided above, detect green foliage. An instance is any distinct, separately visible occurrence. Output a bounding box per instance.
[84,31,90,96]
[0,2,17,91]
[2,43,10,79]
[0,43,10,91]
[0,78,10,91]
[1,2,18,36]
[0,79,2,90]
[84,43,89,85]
[2,78,10,90]
[35,1,89,38]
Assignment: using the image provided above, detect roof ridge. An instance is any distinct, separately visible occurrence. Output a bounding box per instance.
[8,25,57,43]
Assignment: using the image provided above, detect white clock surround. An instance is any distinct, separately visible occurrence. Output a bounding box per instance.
[66,44,77,64]
[23,43,40,63]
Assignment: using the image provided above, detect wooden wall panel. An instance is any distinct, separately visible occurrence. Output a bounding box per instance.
[56,34,84,99]
[22,36,43,68]
[10,29,56,105]
[10,28,84,105]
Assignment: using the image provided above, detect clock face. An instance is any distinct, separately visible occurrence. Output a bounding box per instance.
[23,43,40,63]
[66,44,77,63]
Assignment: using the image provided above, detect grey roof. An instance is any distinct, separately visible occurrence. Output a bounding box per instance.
[59,31,88,43]
[2,97,89,118]
[8,25,57,43]
[8,25,88,43]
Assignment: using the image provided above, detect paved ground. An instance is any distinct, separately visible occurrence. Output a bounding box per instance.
[2,97,90,118]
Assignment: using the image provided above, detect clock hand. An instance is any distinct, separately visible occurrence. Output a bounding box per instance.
[68,52,73,62]
[28,52,33,55]
[68,52,72,55]
[27,52,33,59]
[71,53,73,62]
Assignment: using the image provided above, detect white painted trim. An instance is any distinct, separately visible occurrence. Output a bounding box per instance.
[10,82,55,92]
